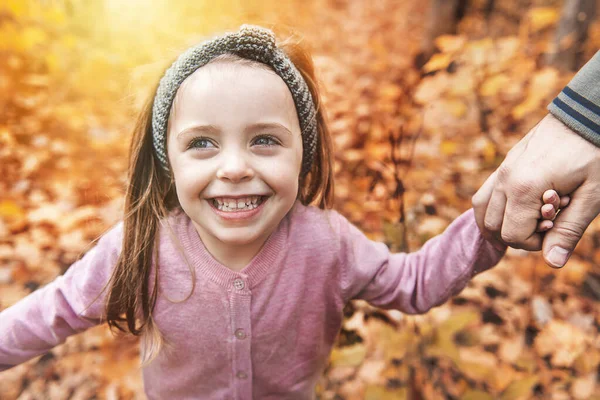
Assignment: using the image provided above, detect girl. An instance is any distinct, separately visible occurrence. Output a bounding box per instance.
[0,24,566,399]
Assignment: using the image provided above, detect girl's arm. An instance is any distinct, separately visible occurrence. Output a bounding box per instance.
[335,209,504,314]
[0,221,123,371]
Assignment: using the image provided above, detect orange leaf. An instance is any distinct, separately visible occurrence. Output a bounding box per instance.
[434,35,466,53]
[422,53,452,73]
[527,7,559,33]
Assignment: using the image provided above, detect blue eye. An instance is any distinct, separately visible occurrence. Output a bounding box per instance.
[253,135,279,146]
[187,135,279,150]
[188,138,216,149]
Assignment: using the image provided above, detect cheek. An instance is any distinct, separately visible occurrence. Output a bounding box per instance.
[268,164,300,195]
[172,166,209,197]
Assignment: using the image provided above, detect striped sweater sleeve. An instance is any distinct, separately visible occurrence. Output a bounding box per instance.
[548,51,600,147]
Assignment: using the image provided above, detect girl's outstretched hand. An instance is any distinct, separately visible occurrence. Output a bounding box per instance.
[537,190,570,233]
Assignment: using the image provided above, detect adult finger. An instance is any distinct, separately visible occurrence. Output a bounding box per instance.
[483,187,507,234]
[472,170,498,238]
[500,186,544,250]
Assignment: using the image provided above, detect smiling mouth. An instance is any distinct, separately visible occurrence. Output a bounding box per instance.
[208,195,269,212]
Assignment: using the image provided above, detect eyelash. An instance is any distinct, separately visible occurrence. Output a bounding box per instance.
[188,135,280,150]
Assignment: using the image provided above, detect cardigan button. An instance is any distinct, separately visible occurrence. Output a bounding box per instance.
[235,329,246,340]
[233,278,245,290]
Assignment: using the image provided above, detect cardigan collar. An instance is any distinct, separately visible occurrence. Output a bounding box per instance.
[171,203,294,290]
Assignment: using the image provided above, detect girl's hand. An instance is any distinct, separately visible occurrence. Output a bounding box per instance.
[537,190,571,233]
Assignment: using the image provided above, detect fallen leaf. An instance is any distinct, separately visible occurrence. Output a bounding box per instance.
[499,376,539,400]
[527,7,559,32]
[423,53,452,73]
[329,344,367,368]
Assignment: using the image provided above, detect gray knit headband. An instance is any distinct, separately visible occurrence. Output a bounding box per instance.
[151,24,318,177]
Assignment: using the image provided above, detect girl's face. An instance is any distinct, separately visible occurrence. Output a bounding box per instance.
[166,62,303,259]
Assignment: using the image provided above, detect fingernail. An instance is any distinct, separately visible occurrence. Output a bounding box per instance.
[547,246,570,268]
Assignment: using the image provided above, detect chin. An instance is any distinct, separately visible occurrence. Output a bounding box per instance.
[215,229,264,245]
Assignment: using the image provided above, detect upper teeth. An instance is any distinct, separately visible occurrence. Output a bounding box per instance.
[212,196,262,210]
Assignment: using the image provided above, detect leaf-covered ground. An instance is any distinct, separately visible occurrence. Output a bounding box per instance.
[0,1,599,399]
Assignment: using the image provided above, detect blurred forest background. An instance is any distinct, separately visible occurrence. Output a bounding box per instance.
[1,0,600,399]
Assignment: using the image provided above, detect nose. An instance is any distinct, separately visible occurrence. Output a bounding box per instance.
[215,148,254,182]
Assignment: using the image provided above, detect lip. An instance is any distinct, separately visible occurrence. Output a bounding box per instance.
[206,194,270,200]
[207,196,269,221]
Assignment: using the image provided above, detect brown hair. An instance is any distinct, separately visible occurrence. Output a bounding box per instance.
[102,27,335,366]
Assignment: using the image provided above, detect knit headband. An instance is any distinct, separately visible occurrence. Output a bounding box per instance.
[151,24,318,177]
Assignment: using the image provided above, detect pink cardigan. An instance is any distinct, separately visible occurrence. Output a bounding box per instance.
[0,200,504,399]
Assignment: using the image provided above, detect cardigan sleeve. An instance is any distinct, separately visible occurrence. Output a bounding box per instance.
[335,209,505,314]
[548,50,600,147]
[0,221,123,372]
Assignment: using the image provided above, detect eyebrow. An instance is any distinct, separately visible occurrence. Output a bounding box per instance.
[176,122,292,140]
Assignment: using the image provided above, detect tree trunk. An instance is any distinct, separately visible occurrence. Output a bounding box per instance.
[416,0,472,68]
[546,0,596,71]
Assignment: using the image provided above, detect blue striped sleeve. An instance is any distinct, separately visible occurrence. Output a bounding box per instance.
[548,51,600,147]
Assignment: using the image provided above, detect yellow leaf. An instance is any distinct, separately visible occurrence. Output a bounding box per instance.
[435,35,467,53]
[383,221,406,252]
[44,6,66,26]
[464,38,494,66]
[427,333,460,364]
[18,27,47,52]
[527,7,559,33]
[500,376,539,400]
[461,391,494,400]
[440,140,458,155]
[0,127,15,146]
[455,360,493,381]
[370,322,415,362]
[482,140,496,165]
[423,53,452,73]
[62,34,77,49]
[0,200,25,220]
[365,385,408,400]
[574,348,599,374]
[511,97,537,120]
[443,99,467,118]
[46,53,60,73]
[3,0,28,17]
[0,24,19,52]
[329,344,367,367]
[480,74,510,97]
[514,354,537,373]
[439,310,479,334]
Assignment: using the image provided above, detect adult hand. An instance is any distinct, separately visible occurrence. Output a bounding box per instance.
[472,113,600,268]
